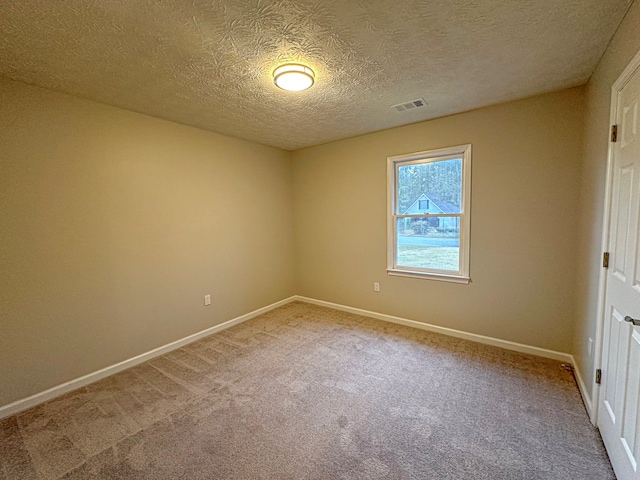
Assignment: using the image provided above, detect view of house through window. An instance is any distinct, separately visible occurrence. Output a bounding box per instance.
[387,145,471,282]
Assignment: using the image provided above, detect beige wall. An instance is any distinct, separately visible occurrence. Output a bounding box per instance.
[0,77,295,407]
[574,1,640,399]
[293,88,584,353]
[5,22,632,408]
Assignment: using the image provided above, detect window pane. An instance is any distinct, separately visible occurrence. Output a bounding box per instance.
[396,217,460,271]
[397,158,462,215]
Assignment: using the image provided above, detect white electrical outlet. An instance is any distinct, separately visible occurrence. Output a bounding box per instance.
[204,294,211,306]
[374,282,380,292]
[588,337,594,357]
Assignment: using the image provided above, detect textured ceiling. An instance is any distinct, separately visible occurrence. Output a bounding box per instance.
[0,0,633,150]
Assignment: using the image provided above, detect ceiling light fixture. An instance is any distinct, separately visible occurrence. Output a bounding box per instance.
[273,64,315,92]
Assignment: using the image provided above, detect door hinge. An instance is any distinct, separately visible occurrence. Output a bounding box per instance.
[603,252,610,268]
[596,369,602,385]
[611,124,618,142]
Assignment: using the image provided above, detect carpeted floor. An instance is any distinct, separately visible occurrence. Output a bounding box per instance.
[1,301,614,479]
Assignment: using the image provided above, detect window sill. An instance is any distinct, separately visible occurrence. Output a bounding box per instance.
[386,268,470,284]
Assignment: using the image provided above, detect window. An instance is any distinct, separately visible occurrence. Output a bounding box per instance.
[387,144,471,283]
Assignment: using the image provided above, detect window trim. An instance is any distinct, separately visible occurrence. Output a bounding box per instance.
[386,144,472,283]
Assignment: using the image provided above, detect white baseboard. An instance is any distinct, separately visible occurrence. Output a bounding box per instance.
[0,296,297,420]
[294,295,574,363]
[1,295,586,421]
[297,295,593,422]
[572,358,594,423]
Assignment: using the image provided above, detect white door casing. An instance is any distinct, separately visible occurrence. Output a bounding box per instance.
[598,52,640,480]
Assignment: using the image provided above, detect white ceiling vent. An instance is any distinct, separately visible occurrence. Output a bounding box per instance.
[392,98,427,112]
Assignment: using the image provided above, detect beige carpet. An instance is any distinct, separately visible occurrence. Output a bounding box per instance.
[1,301,614,479]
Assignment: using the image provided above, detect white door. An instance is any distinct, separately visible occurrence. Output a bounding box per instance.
[599,60,640,480]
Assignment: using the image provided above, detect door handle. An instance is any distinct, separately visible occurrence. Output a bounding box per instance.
[624,316,640,326]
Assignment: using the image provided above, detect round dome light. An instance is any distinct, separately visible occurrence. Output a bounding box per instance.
[273,64,315,92]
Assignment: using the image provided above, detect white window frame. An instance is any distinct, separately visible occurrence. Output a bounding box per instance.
[387,144,472,284]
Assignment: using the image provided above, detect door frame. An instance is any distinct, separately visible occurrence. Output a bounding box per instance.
[593,47,640,426]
